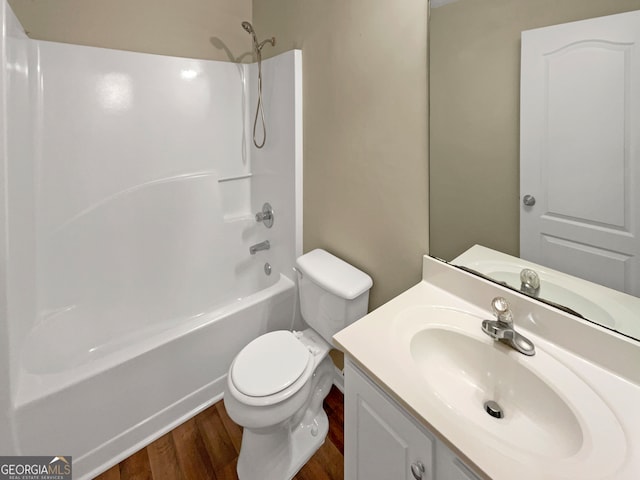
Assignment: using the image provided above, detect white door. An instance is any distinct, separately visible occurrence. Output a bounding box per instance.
[520,10,640,296]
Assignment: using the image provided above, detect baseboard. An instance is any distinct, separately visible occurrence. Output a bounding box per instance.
[78,376,226,480]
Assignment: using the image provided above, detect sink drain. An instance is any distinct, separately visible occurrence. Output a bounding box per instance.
[484,400,504,419]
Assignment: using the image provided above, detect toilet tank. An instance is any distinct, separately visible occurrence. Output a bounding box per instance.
[295,249,373,344]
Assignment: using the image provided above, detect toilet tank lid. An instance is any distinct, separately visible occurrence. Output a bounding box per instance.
[296,249,373,300]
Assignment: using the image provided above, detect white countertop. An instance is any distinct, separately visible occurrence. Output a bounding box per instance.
[333,256,640,480]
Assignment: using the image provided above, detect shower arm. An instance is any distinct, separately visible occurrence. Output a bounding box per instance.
[257,38,276,52]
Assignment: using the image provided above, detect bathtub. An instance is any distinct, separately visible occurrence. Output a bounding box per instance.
[13,272,296,480]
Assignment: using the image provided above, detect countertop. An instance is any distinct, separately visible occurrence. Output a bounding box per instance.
[333,256,640,480]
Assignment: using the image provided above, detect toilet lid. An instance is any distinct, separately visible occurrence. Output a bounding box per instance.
[231,330,311,397]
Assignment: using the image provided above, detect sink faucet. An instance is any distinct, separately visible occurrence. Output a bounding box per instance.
[520,268,540,297]
[481,297,535,356]
[249,240,270,255]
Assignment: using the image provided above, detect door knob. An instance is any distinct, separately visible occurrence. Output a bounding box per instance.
[522,194,536,206]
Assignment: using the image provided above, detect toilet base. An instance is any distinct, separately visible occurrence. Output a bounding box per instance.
[234,355,335,480]
[288,409,329,478]
[236,410,329,480]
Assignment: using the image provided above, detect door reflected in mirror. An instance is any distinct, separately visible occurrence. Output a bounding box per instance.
[429,0,640,341]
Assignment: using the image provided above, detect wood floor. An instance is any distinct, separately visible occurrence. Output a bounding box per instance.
[94,386,344,480]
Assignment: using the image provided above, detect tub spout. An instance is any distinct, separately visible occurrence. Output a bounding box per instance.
[249,240,270,255]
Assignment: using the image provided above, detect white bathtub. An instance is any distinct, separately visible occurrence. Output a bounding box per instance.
[13,273,296,480]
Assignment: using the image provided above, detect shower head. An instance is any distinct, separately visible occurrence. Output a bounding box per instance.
[241,21,275,53]
[241,20,260,53]
[241,21,254,34]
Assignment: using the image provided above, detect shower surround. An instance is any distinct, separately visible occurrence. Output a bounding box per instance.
[0,2,303,478]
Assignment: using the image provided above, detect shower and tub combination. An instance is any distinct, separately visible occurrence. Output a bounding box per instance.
[0,2,302,478]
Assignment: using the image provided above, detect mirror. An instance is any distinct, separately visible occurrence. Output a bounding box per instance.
[429,0,640,341]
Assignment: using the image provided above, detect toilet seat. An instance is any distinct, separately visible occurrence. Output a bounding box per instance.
[231,330,313,398]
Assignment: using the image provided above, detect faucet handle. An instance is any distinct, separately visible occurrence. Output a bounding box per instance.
[520,268,540,289]
[491,297,513,325]
[255,202,274,228]
[520,268,541,297]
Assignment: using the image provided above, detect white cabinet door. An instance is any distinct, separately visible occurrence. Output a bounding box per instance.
[520,10,640,295]
[435,442,482,480]
[345,361,434,480]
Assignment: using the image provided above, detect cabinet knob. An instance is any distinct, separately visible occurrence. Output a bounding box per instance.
[411,461,426,479]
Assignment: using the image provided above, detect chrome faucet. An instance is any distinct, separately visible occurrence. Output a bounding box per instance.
[481,297,535,356]
[249,240,270,255]
[520,268,540,297]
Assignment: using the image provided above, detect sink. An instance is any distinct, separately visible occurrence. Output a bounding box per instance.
[411,327,581,458]
[393,306,627,478]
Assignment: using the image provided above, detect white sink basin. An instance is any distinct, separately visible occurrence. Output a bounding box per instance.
[394,306,627,478]
[411,327,581,458]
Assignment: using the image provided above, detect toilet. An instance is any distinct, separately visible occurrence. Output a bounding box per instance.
[223,249,372,480]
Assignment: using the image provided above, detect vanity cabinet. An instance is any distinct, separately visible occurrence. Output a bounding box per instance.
[436,442,484,480]
[344,360,482,480]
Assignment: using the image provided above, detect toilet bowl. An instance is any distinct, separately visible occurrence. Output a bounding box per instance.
[223,249,372,480]
[224,329,335,480]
